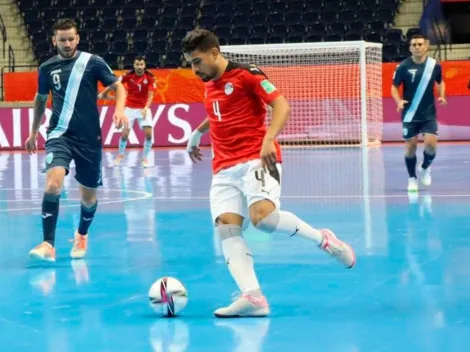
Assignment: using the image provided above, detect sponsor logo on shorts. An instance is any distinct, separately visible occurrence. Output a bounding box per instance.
[403,127,408,137]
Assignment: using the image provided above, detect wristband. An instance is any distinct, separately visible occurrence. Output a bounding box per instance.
[186,130,203,152]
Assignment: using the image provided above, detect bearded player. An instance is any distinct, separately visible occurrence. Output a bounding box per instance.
[25,19,127,261]
[182,29,356,318]
[99,55,156,168]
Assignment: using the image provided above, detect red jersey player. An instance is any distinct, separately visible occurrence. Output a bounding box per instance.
[182,29,356,318]
[99,55,156,167]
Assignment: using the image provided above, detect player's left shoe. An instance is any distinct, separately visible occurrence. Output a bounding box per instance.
[29,242,56,262]
[142,158,149,168]
[319,229,356,268]
[419,163,431,186]
[70,231,88,259]
[214,294,270,318]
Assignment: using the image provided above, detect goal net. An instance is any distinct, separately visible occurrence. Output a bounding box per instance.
[220,41,383,147]
[214,41,387,260]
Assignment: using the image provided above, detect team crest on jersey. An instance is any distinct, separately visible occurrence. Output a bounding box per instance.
[143,79,148,84]
[76,62,86,73]
[46,152,54,164]
[224,82,234,95]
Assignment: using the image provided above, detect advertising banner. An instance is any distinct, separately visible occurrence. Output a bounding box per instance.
[1,97,469,150]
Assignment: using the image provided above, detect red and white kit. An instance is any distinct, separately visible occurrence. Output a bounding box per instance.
[204,61,282,226]
[120,70,156,128]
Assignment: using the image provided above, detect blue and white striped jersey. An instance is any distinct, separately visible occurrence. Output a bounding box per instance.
[37,51,118,144]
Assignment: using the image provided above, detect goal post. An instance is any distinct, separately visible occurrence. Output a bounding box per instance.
[220,41,383,147]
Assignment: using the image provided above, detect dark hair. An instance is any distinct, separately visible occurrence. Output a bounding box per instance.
[410,34,427,41]
[181,29,220,54]
[52,18,78,35]
[134,55,146,62]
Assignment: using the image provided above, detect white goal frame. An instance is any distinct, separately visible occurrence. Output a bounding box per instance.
[220,41,384,147]
[219,41,385,251]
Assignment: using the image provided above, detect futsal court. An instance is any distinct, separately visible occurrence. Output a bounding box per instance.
[0,144,469,352]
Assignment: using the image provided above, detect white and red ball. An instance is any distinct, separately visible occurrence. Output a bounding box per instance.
[148,277,188,317]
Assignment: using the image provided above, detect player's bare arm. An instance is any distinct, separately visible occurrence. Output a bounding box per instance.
[187,117,210,162]
[196,117,210,134]
[391,85,407,112]
[142,90,154,118]
[98,86,115,100]
[98,75,123,100]
[107,80,129,130]
[261,95,290,168]
[25,93,49,154]
[437,80,447,105]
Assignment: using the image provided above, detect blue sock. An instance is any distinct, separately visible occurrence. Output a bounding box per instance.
[405,155,417,178]
[78,201,98,236]
[119,138,127,156]
[422,150,436,169]
[42,193,60,246]
[143,139,152,158]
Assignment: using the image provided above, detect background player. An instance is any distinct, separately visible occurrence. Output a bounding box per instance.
[391,34,446,192]
[24,18,128,262]
[182,29,356,318]
[99,55,156,168]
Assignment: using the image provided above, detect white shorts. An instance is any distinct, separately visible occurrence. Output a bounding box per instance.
[124,107,152,129]
[210,159,282,228]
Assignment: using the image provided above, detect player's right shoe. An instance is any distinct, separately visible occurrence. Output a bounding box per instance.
[319,229,356,268]
[141,158,149,168]
[214,294,270,318]
[70,231,88,259]
[29,242,56,262]
[419,164,431,186]
[407,177,419,192]
[114,154,124,166]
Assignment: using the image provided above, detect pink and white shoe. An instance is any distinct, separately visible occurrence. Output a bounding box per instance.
[320,229,356,268]
[214,293,270,318]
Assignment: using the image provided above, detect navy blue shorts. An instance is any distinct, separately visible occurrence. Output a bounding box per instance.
[44,137,103,188]
[402,120,438,140]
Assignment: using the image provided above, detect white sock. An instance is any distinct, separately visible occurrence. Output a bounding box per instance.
[143,139,152,158]
[218,224,261,295]
[256,209,324,245]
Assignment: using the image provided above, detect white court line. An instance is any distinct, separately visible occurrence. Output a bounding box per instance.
[0,198,125,202]
[0,317,42,334]
[147,193,470,200]
[0,189,152,213]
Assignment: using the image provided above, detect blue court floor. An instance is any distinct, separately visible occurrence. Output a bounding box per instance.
[1,144,470,352]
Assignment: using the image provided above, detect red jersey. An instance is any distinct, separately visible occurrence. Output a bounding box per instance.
[204,61,282,174]
[120,70,156,109]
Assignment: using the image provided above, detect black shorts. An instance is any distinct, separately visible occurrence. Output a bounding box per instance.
[44,137,103,188]
[402,120,438,140]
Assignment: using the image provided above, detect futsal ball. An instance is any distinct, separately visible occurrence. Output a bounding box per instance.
[148,277,188,317]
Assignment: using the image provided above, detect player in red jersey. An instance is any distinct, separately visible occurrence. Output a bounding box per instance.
[182,29,356,318]
[99,55,156,167]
